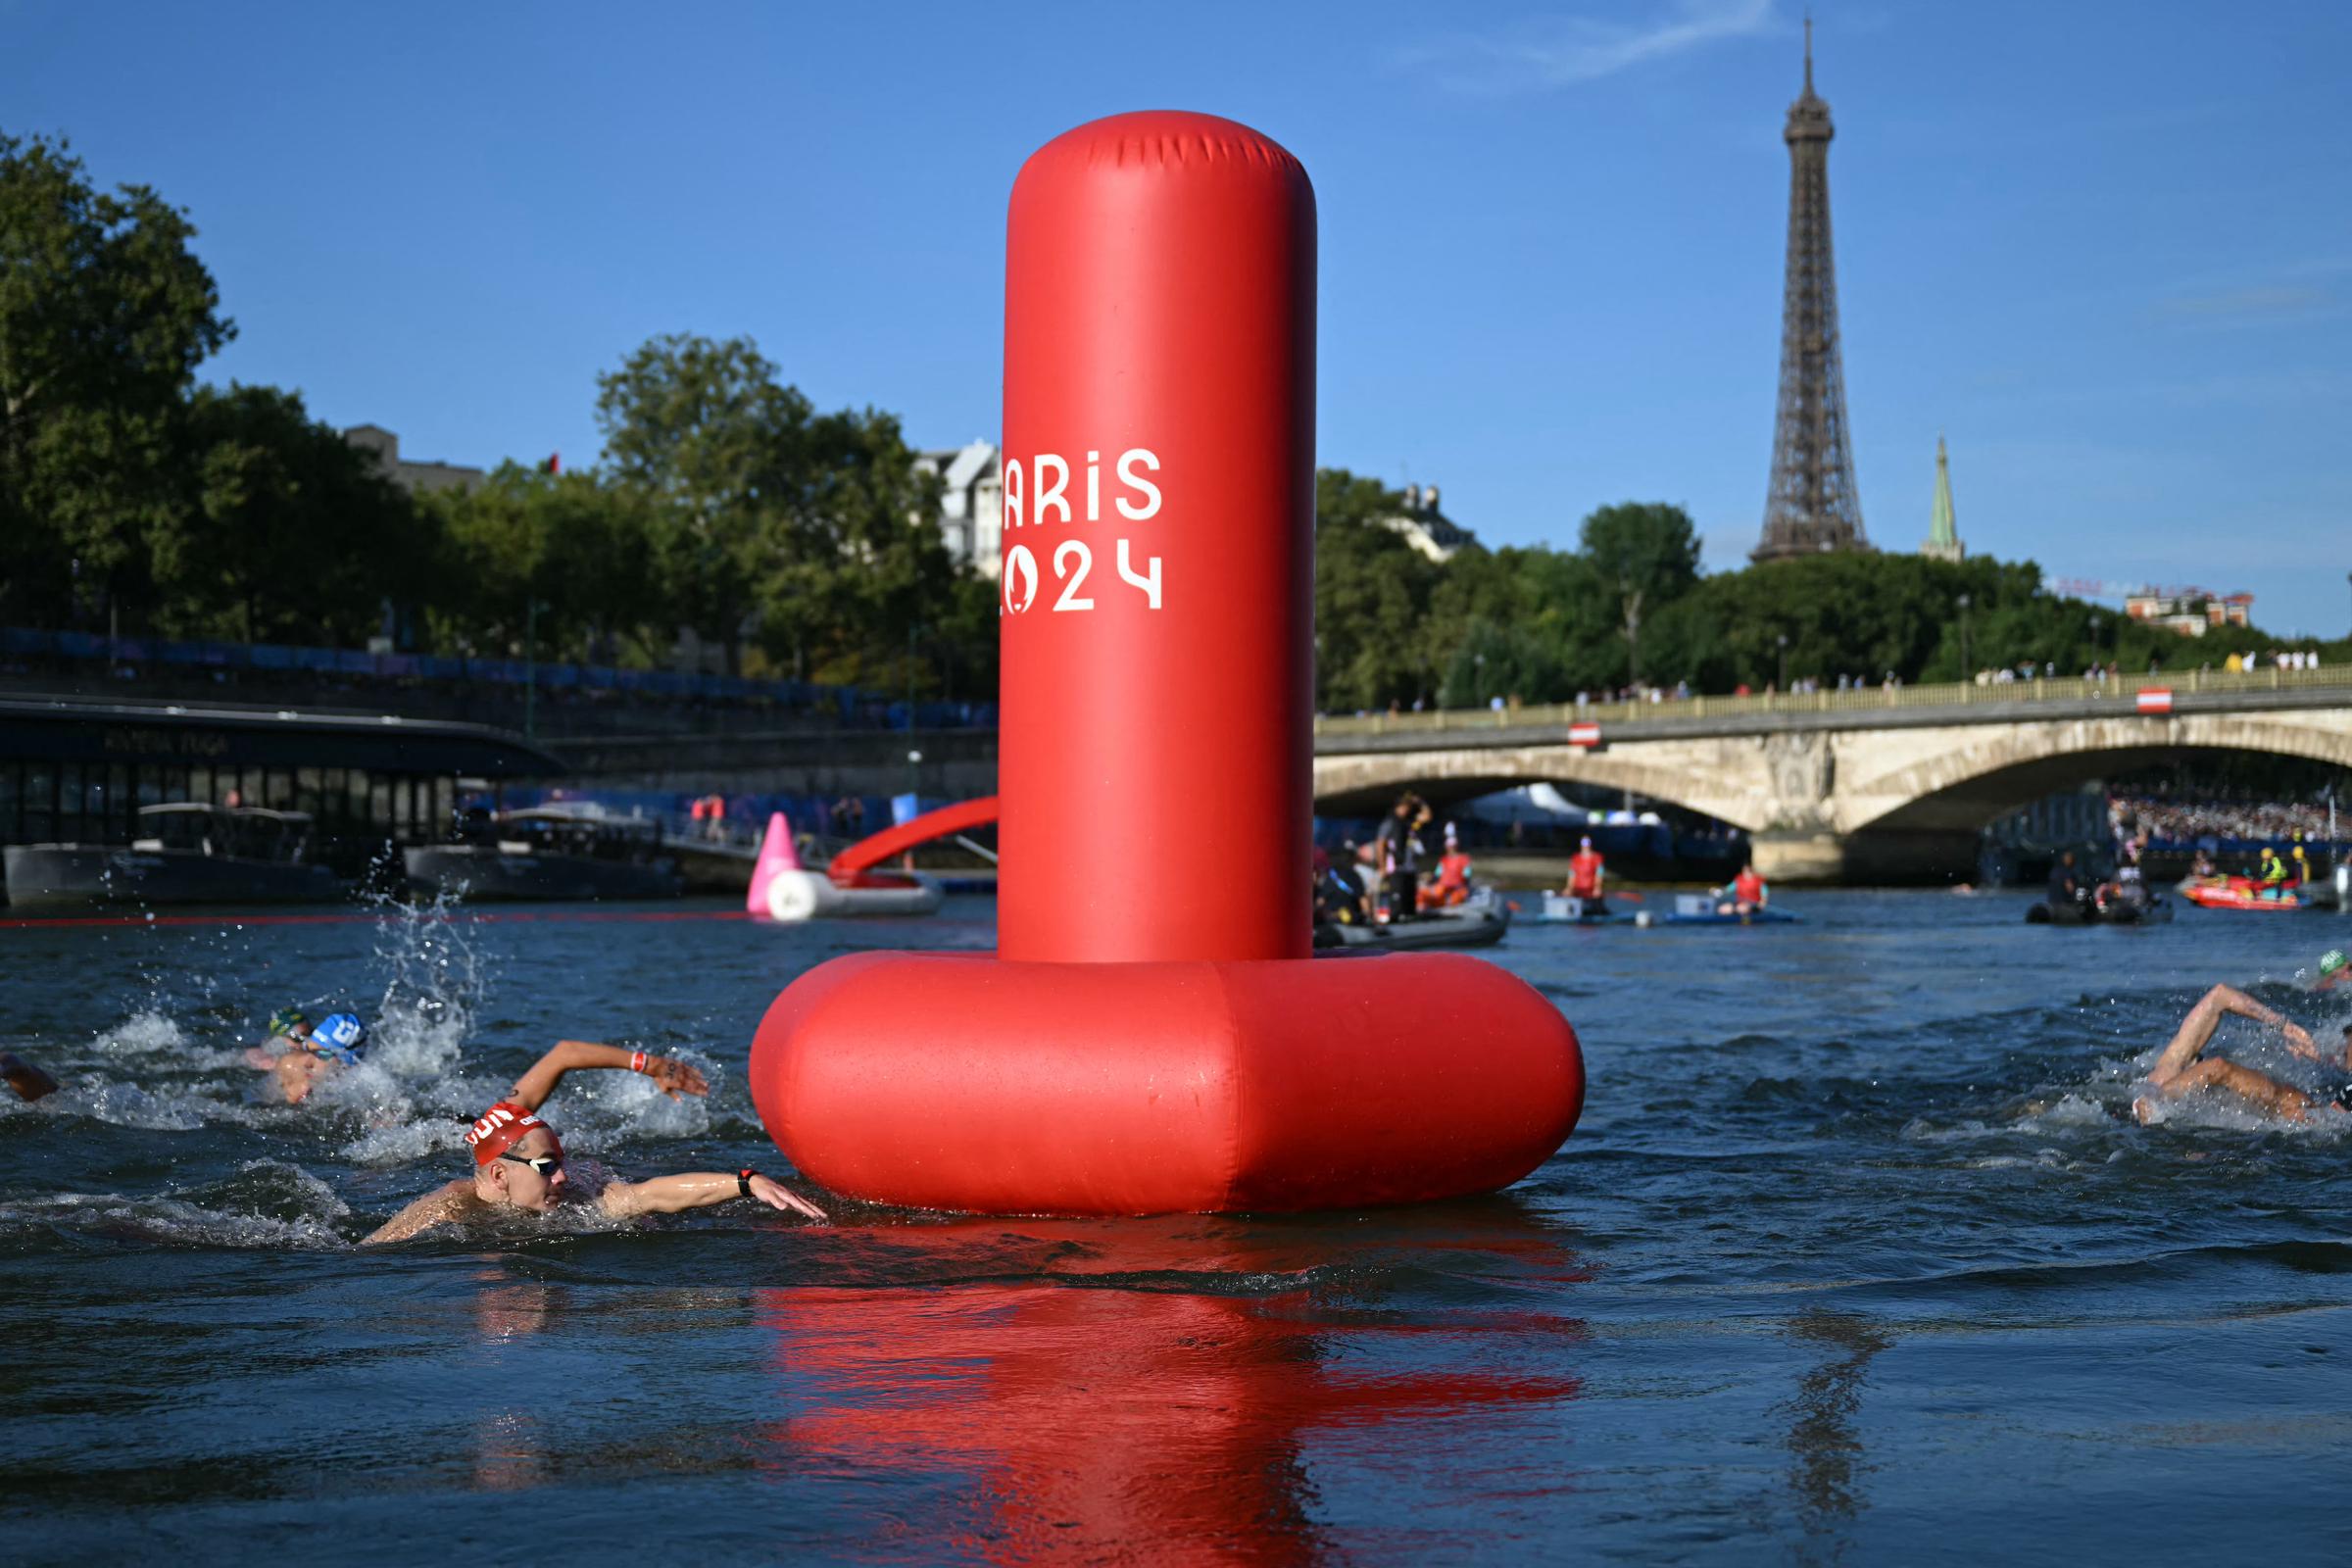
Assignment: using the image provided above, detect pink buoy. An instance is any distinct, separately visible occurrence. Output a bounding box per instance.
[750,111,1583,1214]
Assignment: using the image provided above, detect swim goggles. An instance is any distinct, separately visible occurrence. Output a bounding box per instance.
[499,1152,563,1178]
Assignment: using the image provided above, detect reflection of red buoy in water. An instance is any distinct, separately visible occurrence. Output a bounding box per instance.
[751,1217,1589,1555]
[2,1052,60,1102]
[749,111,1584,1214]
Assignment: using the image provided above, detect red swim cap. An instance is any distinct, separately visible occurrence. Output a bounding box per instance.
[464,1101,556,1165]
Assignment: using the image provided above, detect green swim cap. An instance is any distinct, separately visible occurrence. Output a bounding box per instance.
[267,1008,311,1038]
[2322,951,2348,979]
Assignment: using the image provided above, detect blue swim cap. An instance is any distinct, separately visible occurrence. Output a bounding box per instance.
[313,1013,368,1064]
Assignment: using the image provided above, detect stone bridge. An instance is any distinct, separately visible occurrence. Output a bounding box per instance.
[1311,672,2352,882]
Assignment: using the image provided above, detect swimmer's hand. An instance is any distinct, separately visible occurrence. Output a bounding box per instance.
[2280,1021,2319,1058]
[748,1173,827,1223]
[644,1056,709,1100]
[243,1046,279,1069]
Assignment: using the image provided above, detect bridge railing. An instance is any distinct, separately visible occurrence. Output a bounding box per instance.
[1312,661,2352,739]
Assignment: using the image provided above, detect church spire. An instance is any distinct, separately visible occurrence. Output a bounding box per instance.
[1922,434,1964,562]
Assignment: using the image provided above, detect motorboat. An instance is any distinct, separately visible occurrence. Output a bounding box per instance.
[1656,892,1799,926]
[405,804,684,902]
[1315,889,1509,953]
[2178,876,2306,913]
[4,804,340,911]
[2026,893,2175,925]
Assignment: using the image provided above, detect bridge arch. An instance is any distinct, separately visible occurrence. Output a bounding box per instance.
[1311,743,1766,829]
[1838,712,2352,837]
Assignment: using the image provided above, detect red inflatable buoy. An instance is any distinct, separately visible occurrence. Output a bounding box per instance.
[750,111,1584,1215]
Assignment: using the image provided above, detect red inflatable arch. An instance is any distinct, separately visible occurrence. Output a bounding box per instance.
[826,796,998,885]
[751,111,1584,1215]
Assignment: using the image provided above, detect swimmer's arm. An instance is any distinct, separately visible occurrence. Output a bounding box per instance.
[361,1181,475,1245]
[601,1172,827,1222]
[2204,986,2319,1055]
[507,1040,708,1109]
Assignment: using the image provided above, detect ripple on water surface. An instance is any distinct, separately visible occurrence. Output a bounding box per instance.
[4,891,2352,1561]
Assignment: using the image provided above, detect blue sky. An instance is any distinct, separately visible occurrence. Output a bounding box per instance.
[10,1,2349,633]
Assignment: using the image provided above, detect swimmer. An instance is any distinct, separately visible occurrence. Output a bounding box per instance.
[2132,984,2352,1125]
[362,1038,827,1244]
[245,1009,368,1104]
[2,1051,60,1102]
[2318,950,2347,993]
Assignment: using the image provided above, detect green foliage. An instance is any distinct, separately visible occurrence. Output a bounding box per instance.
[1313,470,1441,710]
[176,384,431,644]
[0,130,231,627]
[1313,482,2334,710]
[1577,502,1700,685]
[424,463,657,662]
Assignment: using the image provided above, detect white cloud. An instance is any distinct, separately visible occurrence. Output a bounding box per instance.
[1397,0,1778,95]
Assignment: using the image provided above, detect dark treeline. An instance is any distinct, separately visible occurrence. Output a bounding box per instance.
[4,130,2338,716]
[0,131,993,698]
[1312,471,2346,713]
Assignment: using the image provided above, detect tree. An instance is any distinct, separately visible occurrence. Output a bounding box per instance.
[596,333,814,675]
[0,131,232,629]
[762,405,954,688]
[427,462,656,662]
[173,383,431,645]
[1575,502,1700,687]
[1312,469,1441,710]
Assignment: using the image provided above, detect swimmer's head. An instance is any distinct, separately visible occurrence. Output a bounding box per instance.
[268,1008,312,1041]
[2320,950,2348,991]
[311,1012,368,1064]
[465,1101,566,1211]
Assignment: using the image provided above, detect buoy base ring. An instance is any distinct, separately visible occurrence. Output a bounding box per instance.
[751,951,1584,1216]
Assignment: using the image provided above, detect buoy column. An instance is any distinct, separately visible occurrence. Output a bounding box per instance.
[750,112,1584,1217]
[998,116,1314,964]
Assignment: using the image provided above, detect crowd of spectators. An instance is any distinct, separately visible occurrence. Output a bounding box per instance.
[2111,793,2341,849]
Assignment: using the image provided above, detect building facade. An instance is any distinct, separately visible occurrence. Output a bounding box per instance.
[1380,483,1478,563]
[916,440,1004,580]
[343,425,485,495]
[2124,589,2254,638]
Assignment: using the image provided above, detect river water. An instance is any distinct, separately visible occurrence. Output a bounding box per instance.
[5,892,2349,1564]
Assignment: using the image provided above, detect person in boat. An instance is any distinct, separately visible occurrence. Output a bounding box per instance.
[2046,850,2086,908]
[2134,983,2352,1125]
[1312,845,1369,927]
[1719,863,1768,915]
[2288,840,2313,888]
[245,1009,368,1104]
[362,1038,827,1244]
[1375,794,1430,921]
[1421,823,1475,909]
[2256,847,2289,892]
[1563,836,1607,911]
[2,1051,60,1102]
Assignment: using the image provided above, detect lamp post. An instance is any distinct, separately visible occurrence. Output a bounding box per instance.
[904,623,921,799]
[1956,593,1971,681]
[522,595,542,740]
[1776,633,1788,693]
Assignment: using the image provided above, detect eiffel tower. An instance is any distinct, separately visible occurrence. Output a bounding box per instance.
[1754,20,1868,563]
